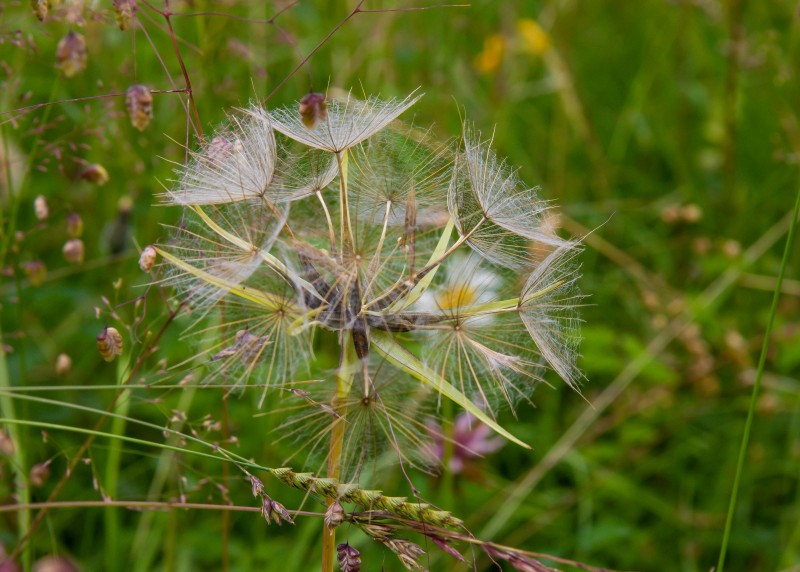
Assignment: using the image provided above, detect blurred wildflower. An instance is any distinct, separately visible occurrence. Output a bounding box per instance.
[34,195,48,221]
[80,163,109,185]
[426,411,505,475]
[23,260,47,286]
[55,32,86,77]
[113,0,136,31]
[97,326,123,362]
[474,33,505,73]
[66,212,83,237]
[55,353,72,376]
[156,92,583,479]
[516,19,550,55]
[29,461,51,487]
[62,238,84,264]
[126,84,153,131]
[298,92,328,128]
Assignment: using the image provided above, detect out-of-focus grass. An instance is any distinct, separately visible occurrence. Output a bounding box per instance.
[0,1,798,571]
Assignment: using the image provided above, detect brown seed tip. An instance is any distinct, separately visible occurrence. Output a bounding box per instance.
[55,353,72,376]
[97,327,123,362]
[138,245,157,272]
[62,239,85,264]
[80,164,109,185]
[34,195,49,221]
[299,92,327,129]
[113,0,136,31]
[126,84,153,131]
[66,212,84,238]
[56,32,87,78]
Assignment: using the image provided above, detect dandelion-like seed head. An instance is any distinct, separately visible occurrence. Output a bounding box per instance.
[155,90,584,478]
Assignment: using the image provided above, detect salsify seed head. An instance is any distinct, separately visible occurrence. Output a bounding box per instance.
[155,90,584,475]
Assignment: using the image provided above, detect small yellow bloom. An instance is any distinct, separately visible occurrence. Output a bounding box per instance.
[474,33,505,74]
[516,19,550,55]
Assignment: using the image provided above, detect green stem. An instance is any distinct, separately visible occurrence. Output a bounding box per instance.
[0,324,31,572]
[321,336,358,572]
[716,186,800,572]
[104,356,132,572]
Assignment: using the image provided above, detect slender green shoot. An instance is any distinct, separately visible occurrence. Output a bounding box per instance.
[716,186,800,571]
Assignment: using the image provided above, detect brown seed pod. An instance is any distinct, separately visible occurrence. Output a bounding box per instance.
[56,32,87,77]
[32,0,50,21]
[80,164,109,185]
[138,245,157,272]
[62,238,84,264]
[113,0,136,31]
[126,84,153,131]
[97,327,123,362]
[34,195,48,221]
[298,92,327,128]
[66,212,83,238]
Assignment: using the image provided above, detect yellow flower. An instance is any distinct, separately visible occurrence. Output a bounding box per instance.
[474,33,505,74]
[516,19,550,55]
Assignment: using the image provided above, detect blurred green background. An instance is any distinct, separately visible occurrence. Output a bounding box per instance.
[1,0,799,570]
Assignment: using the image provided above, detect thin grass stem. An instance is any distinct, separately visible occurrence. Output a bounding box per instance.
[716,186,800,571]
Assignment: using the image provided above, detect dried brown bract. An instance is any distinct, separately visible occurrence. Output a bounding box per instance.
[324,500,344,529]
[298,92,328,128]
[336,543,361,572]
[56,32,87,77]
[97,326,123,362]
[126,84,153,131]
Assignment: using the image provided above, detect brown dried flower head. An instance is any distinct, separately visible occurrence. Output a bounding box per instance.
[62,238,84,264]
[56,32,87,77]
[97,326,123,362]
[126,84,153,131]
[29,461,51,488]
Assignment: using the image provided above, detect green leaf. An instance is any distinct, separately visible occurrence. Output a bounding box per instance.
[154,247,297,313]
[370,330,530,449]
